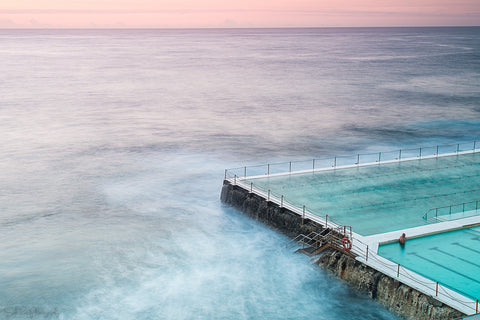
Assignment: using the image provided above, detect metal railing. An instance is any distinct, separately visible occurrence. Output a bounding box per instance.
[423,200,480,221]
[226,140,480,232]
[232,178,346,231]
[286,227,354,255]
[225,140,478,180]
[350,239,479,316]
[286,231,324,250]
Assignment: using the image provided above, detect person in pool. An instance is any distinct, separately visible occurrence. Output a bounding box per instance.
[399,233,406,246]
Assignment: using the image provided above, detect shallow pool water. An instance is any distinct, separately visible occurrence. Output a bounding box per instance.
[377,225,480,300]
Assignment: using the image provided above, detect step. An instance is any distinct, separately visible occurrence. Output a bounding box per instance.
[295,246,320,257]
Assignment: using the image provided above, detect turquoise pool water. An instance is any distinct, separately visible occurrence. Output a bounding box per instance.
[378,225,480,300]
[245,153,480,235]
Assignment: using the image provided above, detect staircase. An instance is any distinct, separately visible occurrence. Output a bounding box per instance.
[287,227,356,257]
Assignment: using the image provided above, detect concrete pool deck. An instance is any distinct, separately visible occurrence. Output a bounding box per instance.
[362,214,480,249]
[353,215,480,315]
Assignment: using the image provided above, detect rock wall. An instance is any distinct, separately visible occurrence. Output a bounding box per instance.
[317,248,464,320]
[220,180,324,238]
[220,180,466,320]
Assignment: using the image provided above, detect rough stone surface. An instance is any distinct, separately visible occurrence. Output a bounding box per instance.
[220,180,467,320]
[318,251,465,320]
[221,180,323,238]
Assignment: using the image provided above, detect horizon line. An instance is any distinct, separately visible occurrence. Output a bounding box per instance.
[1,25,479,30]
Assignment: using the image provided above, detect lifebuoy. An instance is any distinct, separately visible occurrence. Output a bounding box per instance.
[342,238,352,251]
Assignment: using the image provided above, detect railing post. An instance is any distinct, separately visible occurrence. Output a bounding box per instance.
[313,159,315,172]
[378,152,381,163]
[457,143,459,153]
[281,195,284,207]
[302,205,305,226]
[325,214,328,228]
[366,245,369,261]
[435,281,438,296]
[267,164,270,175]
[463,203,465,212]
[268,190,270,202]
[334,157,336,167]
[289,162,292,173]
[435,208,438,219]
[250,182,253,193]
[399,149,402,160]
[224,169,227,180]
[419,147,422,158]
[476,200,478,211]
[436,145,439,156]
[244,166,247,178]
[474,140,477,151]
[397,264,400,277]
[357,154,359,164]
[476,299,478,313]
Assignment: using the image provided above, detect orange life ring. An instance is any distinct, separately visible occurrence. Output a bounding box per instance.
[342,238,352,251]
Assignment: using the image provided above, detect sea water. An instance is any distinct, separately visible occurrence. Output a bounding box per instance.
[0,27,479,319]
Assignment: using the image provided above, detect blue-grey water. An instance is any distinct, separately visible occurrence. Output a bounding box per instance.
[1,27,479,319]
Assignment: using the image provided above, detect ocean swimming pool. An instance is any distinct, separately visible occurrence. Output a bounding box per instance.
[244,152,480,236]
[228,147,480,313]
[377,225,480,301]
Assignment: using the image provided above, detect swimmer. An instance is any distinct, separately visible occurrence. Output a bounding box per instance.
[399,233,406,246]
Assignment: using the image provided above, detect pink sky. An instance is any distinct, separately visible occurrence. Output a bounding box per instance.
[1,0,479,28]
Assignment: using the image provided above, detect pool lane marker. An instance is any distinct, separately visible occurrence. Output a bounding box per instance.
[431,247,480,269]
[408,252,480,285]
[452,242,480,255]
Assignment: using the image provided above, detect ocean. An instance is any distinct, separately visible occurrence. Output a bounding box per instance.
[0,27,479,319]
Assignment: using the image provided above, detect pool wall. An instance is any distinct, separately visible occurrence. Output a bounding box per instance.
[221,180,465,320]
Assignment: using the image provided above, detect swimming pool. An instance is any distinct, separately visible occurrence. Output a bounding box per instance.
[245,153,480,235]
[377,225,480,301]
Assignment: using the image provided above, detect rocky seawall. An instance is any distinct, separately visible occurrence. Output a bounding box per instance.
[318,251,464,320]
[220,180,465,320]
[220,180,325,238]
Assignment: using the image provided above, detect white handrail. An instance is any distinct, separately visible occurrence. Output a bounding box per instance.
[225,140,478,180]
